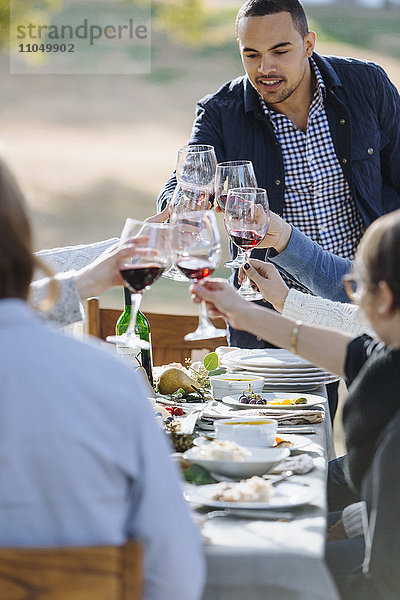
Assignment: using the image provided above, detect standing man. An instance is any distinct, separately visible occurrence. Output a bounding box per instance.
[157,0,400,415]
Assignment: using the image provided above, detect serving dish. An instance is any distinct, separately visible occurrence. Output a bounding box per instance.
[210,374,264,400]
[183,445,290,479]
[215,417,277,448]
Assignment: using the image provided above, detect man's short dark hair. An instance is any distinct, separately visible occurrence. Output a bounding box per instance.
[236,0,309,38]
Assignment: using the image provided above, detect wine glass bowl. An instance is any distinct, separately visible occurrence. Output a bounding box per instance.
[172,210,226,341]
[162,144,216,283]
[214,160,258,270]
[224,187,270,301]
[106,219,170,349]
[176,144,217,190]
[215,160,256,211]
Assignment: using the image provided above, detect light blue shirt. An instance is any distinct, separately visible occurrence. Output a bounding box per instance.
[0,299,204,600]
[270,225,353,303]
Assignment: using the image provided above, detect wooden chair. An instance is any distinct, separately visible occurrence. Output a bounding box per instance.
[86,297,227,365]
[0,541,141,600]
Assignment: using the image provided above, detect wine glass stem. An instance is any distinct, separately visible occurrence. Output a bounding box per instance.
[199,299,212,329]
[237,247,245,262]
[126,293,142,338]
[240,251,253,293]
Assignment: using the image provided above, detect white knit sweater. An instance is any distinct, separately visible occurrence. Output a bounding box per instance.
[282,289,374,337]
[31,238,118,327]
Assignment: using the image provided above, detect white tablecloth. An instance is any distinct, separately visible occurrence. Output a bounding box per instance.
[192,387,340,600]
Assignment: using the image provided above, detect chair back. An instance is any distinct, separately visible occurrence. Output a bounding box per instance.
[86,298,227,365]
[0,541,141,600]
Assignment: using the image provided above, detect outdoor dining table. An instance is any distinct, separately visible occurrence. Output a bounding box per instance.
[187,385,341,600]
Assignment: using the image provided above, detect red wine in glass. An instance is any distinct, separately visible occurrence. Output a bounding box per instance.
[229,230,263,251]
[176,258,215,281]
[120,264,165,293]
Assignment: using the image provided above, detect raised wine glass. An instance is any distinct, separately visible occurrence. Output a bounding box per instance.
[162,183,210,282]
[214,160,257,270]
[106,219,170,349]
[176,144,217,190]
[163,143,216,282]
[224,187,270,302]
[171,209,226,341]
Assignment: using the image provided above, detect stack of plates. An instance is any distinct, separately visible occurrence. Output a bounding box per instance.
[221,348,339,391]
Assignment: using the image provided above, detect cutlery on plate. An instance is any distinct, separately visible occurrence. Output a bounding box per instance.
[264,470,309,487]
[200,509,293,522]
[278,427,316,434]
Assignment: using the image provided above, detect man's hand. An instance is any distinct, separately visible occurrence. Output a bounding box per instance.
[145,203,173,223]
[238,260,289,312]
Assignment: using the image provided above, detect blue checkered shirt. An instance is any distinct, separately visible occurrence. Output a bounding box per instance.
[260,58,365,292]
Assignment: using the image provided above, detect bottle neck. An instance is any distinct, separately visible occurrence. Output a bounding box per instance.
[123,286,132,307]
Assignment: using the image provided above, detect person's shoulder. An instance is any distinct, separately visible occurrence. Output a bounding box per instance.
[43,324,144,383]
[320,54,389,83]
[197,75,246,107]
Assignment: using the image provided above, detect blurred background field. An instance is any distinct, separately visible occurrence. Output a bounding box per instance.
[2,0,399,451]
[1,0,400,314]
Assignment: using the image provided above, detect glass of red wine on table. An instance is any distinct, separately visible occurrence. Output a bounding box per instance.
[163,144,217,282]
[171,209,226,341]
[106,219,170,349]
[224,187,270,301]
[214,160,257,270]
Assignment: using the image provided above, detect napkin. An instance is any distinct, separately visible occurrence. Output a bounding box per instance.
[270,454,314,475]
[201,405,325,425]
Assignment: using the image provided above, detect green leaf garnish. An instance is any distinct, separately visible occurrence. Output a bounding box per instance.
[203,352,219,372]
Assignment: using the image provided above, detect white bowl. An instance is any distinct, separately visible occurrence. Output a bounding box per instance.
[183,446,289,479]
[215,417,277,448]
[210,374,264,400]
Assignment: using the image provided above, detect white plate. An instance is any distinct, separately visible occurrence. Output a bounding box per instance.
[229,371,339,383]
[184,481,316,510]
[221,393,326,410]
[231,365,327,374]
[262,382,325,391]
[222,349,313,369]
[193,434,313,452]
[183,446,290,479]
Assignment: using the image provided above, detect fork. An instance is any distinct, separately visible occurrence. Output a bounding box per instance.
[200,509,293,522]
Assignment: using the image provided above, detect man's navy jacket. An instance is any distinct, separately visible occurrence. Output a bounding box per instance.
[157,52,400,347]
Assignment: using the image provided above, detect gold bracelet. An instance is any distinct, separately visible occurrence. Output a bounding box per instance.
[290,320,302,355]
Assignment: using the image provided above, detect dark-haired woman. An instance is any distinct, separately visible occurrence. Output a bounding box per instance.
[0,161,204,600]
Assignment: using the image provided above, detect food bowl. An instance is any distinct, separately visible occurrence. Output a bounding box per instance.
[215,417,277,448]
[210,374,264,400]
[183,445,290,479]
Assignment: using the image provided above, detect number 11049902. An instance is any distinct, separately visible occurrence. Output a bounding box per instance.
[18,43,74,52]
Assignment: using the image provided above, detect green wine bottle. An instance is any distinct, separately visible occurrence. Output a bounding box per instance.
[116,287,154,387]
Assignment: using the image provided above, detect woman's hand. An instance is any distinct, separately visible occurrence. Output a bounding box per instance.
[238,259,289,312]
[190,279,248,330]
[74,240,144,300]
[258,211,292,252]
